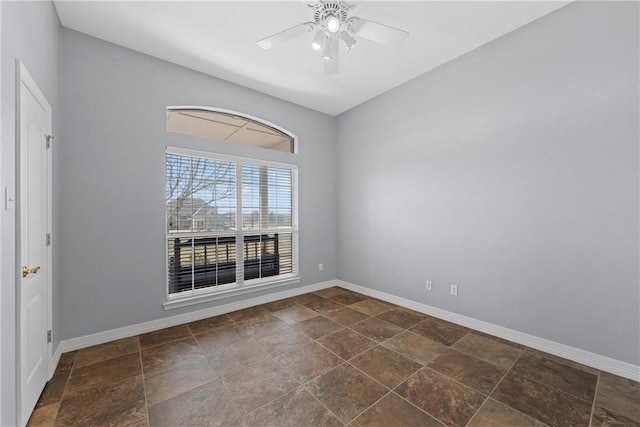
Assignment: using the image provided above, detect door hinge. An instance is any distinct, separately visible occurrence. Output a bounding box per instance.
[47,330,52,344]
[45,134,54,149]
[46,233,51,246]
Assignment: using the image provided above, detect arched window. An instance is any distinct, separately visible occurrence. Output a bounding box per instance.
[164,108,299,308]
[166,107,296,153]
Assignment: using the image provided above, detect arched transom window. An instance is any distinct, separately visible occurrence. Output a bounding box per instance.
[166,107,295,153]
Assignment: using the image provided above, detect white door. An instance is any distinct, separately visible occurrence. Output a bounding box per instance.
[17,62,52,426]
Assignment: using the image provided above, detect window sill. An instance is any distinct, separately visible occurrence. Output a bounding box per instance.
[163,276,301,310]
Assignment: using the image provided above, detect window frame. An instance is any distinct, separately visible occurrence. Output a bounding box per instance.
[164,146,299,310]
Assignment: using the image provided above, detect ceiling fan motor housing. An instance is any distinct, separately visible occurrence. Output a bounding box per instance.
[312,1,353,32]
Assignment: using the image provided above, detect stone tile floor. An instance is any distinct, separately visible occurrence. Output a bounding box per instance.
[28,287,640,426]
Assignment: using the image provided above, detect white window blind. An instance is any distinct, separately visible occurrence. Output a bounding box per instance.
[166,148,298,297]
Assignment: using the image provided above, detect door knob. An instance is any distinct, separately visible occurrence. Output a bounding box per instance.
[22,265,41,278]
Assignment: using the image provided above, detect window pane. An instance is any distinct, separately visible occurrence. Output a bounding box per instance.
[242,165,292,230]
[167,236,236,294]
[166,154,236,233]
[243,233,293,281]
[167,109,295,154]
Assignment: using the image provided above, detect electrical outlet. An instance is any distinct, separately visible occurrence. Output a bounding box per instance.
[426,280,432,291]
[450,285,458,296]
[318,263,324,271]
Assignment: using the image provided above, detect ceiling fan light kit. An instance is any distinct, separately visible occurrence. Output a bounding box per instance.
[311,30,325,51]
[256,0,409,75]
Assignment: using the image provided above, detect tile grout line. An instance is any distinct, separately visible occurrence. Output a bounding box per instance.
[191,320,246,425]
[237,357,339,425]
[298,362,348,422]
[507,348,600,406]
[588,371,602,427]
[463,344,527,427]
[218,375,246,424]
[390,389,453,427]
[136,337,152,427]
[302,360,390,425]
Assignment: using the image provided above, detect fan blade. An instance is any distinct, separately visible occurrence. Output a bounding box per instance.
[257,23,314,50]
[324,54,339,76]
[348,17,408,47]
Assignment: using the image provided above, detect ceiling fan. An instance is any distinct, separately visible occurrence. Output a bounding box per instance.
[257,1,409,75]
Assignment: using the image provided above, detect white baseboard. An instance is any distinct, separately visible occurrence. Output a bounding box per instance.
[52,278,639,382]
[337,280,640,382]
[56,279,338,354]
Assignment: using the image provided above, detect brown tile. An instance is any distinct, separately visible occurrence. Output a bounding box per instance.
[141,336,203,376]
[139,324,192,349]
[223,359,300,415]
[397,306,428,317]
[55,376,147,427]
[223,418,245,427]
[243,387,341,427]
[324,307,369,326]
[228,305,274,327]
[261,298,298,312]
[382,331,448,365]
[473,330,526,350]
[317,328,377,360]
[291,292,324,305]
[303,298,344,315]
[467,399,547,427]
[306,363,388,423]
[428,350,506,395]
[591,405,640,427]
[526,348,599,375]
[410,317,469,346]
[275,342,343,382]
[65,352,142,397]
[194,324,250,352]
[315,287,348,298]
[55,351,76,373]
[272,304,319,324]
[145,354,217,406]
[352,393,445,427]
[253,324,312,356]
[73,336,139,368]
[148,380,239,427]
[376,308,425,329]
[351,345,422,389]
[396,368,485,427]
[596,371,640,422]
[206,337,271,378]
[349,299,392,316]
[451,332,523,370]
[350,317,404,343]
[27,403,59,427]
[240,316,290,337]
[187,313,234,335]
[36,370,69,407]
[299,316,343,339]
[492,372,592,427]
[511,349,598,402]
[329,292,366,305]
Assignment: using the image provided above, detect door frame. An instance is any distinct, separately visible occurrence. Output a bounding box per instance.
[15,60,53,426]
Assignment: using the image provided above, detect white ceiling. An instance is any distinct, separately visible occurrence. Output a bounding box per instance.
[53,1,569,116]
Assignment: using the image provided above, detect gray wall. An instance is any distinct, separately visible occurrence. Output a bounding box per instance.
[59,29,337,339]
[337,1,639,365]
[1,1,61,425]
